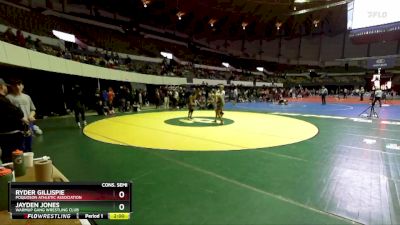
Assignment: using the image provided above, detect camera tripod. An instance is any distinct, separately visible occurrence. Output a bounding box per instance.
[359,104,379,118]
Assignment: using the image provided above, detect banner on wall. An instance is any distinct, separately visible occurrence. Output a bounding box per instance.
[367,57,396,69]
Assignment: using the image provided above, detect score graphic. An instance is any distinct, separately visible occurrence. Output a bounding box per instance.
[8,182,132,220]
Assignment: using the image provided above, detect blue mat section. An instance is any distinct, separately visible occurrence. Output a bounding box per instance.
[225,102,400,121]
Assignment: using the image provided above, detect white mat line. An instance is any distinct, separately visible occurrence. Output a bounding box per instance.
[272,112,400,126]
[153,151,363,225]
[83,128,361,224]
[339,145,400,156]
[344,133,400,142]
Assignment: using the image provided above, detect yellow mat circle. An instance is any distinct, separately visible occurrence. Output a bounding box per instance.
[83,111,318,151]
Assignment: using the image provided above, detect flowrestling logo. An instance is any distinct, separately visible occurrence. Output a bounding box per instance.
[368,11,388,18]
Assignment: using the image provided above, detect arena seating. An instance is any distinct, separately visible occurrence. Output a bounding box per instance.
[0,2,398,86]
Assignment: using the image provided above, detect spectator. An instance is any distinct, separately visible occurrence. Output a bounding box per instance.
[125,56,132,65]
[3,27,16,44]
[113,52,119,61]
[119,86,129,112]
[71,84,87,128]
[138,90,143,110]
[108,58,115,68]
[108,87,115,114]
[373,89,383,107]
[163,87,170,109]
[102,90,108,104]
[321,86,328,105]
[0,78,24,163]
[155,88,161,109]
[360,86,365,101]
[64,50,72,59]
[34,38,44,52]
[25,35,34,49]
[88,56,95,65]
[16,30,26,47]
[94,89,105,115]
[6,79,36,153]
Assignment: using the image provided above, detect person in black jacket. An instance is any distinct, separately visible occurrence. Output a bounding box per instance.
[0,78,24,163]
[321,86,328,105]
[71,84,87,128]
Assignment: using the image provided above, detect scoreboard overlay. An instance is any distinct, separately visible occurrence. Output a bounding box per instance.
[8,182,132,220]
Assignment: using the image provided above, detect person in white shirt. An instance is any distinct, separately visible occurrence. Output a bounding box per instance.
[6,80,36,152]
[373,89,383,107]
[215,85,225,125]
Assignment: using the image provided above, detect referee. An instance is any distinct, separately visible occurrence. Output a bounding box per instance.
[0,78,24,163]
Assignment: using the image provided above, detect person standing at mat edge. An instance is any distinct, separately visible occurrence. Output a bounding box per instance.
[71,84,87,128]
[321,86,328,105]
[108,87,115,114]
[0,78,24,162]
[187,91,198,120]
[6,79,36,152]
[373,88,383,108]
[233,86,238,105]
[215,85,225,125]
[359,86,365,101]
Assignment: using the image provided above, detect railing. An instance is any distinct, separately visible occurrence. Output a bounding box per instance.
[0,40,283,87]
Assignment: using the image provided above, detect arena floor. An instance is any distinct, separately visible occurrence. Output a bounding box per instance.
[33,100,400,225]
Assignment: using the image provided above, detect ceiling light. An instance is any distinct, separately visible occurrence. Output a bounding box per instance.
[256,67,264,72]
[160,52,173,59]
[222,62,230,68]
[176,11,185,20]
[209,18,217,28]
[290,0,348,16]
[52,30,76,43]
[242,22,248,30]
[142,0,150,8]
[313,19,320,27]
[275,22,282,30]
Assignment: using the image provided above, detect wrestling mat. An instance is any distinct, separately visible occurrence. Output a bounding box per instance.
[83,111,318,151]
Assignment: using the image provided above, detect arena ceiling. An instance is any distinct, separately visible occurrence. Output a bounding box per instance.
[77,0,349,40]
